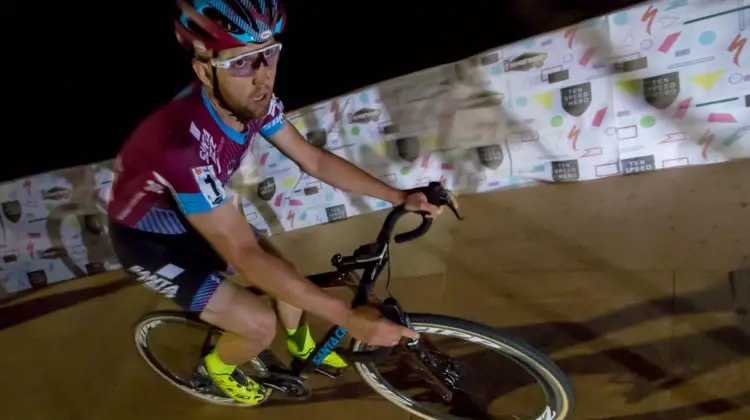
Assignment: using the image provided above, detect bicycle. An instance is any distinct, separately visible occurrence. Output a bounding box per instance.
[133,182,575,420]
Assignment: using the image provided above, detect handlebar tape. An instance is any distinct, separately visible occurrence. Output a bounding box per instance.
[394,213,433,243]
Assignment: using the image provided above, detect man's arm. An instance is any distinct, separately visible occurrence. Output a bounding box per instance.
[186,203,352,326]
[154,152,352,327]
[266,122,407,206]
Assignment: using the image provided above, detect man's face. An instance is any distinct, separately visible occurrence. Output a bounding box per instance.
[199,39,281,121]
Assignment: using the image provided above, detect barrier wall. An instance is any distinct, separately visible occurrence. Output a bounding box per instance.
[0,0,747,296]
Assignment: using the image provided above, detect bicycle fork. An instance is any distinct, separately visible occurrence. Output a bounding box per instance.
[376,297,459,402]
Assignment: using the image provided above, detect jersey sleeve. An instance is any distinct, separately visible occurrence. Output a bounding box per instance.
[258,95,286,138]
[154,146,229,216]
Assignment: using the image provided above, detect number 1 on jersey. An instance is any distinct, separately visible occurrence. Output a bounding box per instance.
[192,165,227,208]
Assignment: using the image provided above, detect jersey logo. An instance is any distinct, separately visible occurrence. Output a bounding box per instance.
[269,95,283,116]
[192,165,226,208]
[190,121,223,175]
[144,179,165,194]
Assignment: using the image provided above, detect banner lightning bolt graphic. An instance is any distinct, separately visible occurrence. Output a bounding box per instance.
[567,124,581,151]
[564,28,577,49]
[728,33,747,67]
[699,129,715,160]
[641,5,658,35]
[26,235,35,256]
[286,210,295,229]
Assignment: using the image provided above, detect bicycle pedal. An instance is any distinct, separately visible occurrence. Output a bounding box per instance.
[189,365,214,393]
[289,356,345,380]
[261,372,311,401]
[312,365,345,380]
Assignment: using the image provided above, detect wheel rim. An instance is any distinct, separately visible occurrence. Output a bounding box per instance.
[353,321,571,420]
[134,313,250,406]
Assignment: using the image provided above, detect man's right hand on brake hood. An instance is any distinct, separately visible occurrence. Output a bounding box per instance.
[345,305,420,347]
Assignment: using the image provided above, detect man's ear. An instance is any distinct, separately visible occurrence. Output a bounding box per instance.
[192,57,213,87]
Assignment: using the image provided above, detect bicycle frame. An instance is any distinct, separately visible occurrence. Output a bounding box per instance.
[194,242,393,375]
[292,249,458,403]
[293,242,393,376]
[197,186,462,397]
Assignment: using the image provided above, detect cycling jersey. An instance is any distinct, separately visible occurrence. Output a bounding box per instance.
[108,82,285,234]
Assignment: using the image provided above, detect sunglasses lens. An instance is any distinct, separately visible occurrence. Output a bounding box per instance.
[224,44,281,78]
[226,58,257,77]
[262,46,281,66]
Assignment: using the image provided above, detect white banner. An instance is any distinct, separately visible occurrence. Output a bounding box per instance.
[1,0,748,294]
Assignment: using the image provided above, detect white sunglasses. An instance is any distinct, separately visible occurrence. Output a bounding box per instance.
[209,43,283,77]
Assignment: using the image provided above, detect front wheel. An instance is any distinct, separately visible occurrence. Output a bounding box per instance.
[352,314,574,420]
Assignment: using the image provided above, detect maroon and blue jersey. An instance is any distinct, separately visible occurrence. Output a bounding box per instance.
[109,83,285,234]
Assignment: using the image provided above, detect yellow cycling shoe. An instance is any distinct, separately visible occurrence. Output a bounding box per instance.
[203,353,271,406]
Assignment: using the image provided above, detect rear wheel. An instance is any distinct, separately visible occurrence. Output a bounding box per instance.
[133,310,273,407]
[352,314,574,420]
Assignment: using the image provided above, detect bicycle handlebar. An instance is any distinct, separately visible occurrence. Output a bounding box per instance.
[335,182,462,363]
[333,182,462,270]
[376,181,463,246]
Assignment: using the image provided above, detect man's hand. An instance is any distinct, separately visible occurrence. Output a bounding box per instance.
[346,306,420,347]
[402,188,459,218]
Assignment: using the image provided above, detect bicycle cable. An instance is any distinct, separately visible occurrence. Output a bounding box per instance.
[384,246,394,299]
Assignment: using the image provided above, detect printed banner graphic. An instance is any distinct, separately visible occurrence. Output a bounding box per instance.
[1,0,748,294]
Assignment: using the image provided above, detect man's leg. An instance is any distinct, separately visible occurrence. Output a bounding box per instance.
[199,280,277,405]
[256,236,348,368]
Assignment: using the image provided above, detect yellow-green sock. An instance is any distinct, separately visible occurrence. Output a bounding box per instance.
[205,350,235,375]
[287,322,316,357]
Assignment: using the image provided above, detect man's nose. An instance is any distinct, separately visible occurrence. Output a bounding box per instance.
[253,63,272,85]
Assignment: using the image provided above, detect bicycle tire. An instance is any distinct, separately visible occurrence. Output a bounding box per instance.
[133,310,268,408]
[351,314,574,420]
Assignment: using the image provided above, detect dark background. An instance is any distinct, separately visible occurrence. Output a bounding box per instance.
[4,0,642,182]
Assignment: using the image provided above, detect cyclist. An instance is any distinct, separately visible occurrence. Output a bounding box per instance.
[108,0,455,406]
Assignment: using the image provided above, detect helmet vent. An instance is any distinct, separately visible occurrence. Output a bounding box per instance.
[203,7,244,34]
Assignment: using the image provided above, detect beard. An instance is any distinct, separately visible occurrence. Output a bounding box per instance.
[212,79,272,123]
[223,91,271,123]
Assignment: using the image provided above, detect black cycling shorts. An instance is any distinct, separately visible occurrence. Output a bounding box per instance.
[109,220,248,313]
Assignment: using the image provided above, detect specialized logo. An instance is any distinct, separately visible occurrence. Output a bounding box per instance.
[728,33,746,67]
[128,264,183,299]
[192,166,227,207]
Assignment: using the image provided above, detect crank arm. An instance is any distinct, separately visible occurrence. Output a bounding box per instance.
[261,372,312,402]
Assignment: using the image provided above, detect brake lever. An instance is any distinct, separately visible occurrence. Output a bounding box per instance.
[446,199,463,221]
[421,181,463,221]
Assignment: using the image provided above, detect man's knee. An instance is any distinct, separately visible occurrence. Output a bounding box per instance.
[224,293,277,347]
[245,301,277,348]
[202,282,277,348]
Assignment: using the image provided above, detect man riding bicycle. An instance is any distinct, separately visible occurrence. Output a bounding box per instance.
[108,0,455,406]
